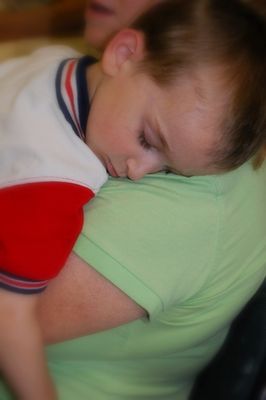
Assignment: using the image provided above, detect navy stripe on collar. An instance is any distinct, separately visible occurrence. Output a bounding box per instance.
[56,55,97,141]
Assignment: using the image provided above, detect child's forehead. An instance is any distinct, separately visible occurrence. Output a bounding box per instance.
[164,62,232,110]
[148,63,232,171]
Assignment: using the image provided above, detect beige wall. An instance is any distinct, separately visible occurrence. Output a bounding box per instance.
[0,0,85,41]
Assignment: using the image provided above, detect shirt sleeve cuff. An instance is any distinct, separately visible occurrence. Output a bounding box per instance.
[74,233,164,317]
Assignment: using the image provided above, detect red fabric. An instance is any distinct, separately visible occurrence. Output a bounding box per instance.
[0,182,94,280]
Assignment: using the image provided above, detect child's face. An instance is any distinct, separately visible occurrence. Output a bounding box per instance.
[86,63,227,179]
[84,0,163,49]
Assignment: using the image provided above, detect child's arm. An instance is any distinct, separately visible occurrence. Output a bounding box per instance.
[0,289,57,400]
[0,183,95,398]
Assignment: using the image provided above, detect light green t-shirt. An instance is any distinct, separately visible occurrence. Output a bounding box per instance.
[1,161,266,400]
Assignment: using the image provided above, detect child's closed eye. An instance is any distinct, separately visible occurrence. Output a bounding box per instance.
[139,132,152,150]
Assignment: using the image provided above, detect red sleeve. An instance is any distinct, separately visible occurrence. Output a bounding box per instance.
[0,182,94,281]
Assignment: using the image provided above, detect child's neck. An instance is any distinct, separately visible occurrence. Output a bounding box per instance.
[86,62,104,102]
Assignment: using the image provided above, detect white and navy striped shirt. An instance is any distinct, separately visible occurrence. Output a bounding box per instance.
[0,46,107,293]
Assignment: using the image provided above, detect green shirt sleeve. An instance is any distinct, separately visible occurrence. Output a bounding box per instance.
[75,172,221,317]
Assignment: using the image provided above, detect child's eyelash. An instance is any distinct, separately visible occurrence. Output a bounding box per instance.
[139,133,152,150]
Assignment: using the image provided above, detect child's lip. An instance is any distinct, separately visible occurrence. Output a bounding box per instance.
[106,160,119,178]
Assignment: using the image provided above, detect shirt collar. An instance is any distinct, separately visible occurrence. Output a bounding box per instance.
[56,55,97,141]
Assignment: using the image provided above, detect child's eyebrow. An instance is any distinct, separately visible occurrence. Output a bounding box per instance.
[154,119,170,151]
[158,130,169,151]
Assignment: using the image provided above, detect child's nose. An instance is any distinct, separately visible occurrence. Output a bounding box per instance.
[126,158,160,181]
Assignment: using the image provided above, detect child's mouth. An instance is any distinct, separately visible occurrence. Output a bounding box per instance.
[106,160,119,178]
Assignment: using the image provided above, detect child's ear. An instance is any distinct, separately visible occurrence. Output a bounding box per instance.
[101,29,145,77]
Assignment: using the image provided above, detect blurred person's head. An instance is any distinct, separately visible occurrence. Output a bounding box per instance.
[87,0,266,177]
[84,0,164,50]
